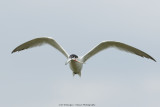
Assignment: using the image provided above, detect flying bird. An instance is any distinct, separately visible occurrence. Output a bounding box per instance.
[12,37,156,76]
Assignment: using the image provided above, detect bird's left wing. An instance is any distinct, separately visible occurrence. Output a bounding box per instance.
[12,37,69,58]
[81,41,156,62]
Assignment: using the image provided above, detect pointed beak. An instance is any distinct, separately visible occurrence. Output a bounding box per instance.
[74,59,84,64]
[65,58,72,65]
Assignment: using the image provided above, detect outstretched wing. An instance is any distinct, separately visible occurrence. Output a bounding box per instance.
[82,41,156,62]
[12,37,69,58]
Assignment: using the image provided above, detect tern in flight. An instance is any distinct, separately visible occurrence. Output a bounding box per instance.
[12,37,156,76]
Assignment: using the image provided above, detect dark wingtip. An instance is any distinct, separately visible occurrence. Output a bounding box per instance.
[150,57,156,62]
[11,49,16,54]
[153,59,157,62]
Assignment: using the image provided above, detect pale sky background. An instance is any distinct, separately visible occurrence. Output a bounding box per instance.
[0,0,160,107]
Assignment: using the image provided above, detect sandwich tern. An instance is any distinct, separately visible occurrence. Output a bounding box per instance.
[12,37,156,76]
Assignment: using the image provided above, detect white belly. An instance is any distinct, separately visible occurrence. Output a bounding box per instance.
[69,60,83,75]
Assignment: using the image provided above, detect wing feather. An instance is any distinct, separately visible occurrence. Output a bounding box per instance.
[82,41,156,62]
[12,37,69,58]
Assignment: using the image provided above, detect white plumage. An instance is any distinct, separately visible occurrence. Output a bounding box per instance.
[12,37,156,76]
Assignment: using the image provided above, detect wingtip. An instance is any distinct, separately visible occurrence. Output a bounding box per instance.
[153,59,157,62]
[149,57,156,62]
[11,49,16,54]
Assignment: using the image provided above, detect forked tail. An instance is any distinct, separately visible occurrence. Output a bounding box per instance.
[72,72,81,77]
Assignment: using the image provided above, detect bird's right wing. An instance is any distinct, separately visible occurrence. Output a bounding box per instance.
[82,41,156,62]
[12,37,69,58]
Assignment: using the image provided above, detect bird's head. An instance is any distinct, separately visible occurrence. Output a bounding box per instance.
[69,54,78,59]
[65,54,83,65]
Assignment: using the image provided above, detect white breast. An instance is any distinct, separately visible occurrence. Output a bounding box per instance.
[69,60,83,74]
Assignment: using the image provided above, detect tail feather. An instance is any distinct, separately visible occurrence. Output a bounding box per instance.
[72,73,75,77]
[72,72,81,77]
[78,72,81,77]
